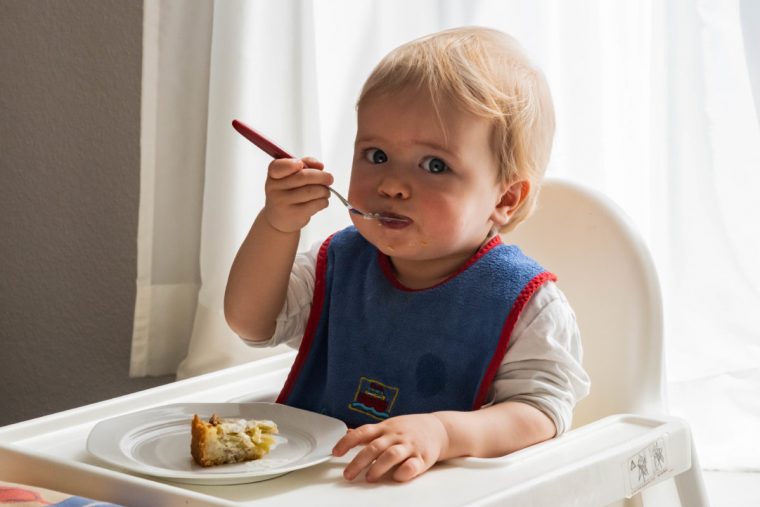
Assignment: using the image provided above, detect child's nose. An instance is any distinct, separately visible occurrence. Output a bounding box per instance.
[377,174,410,199]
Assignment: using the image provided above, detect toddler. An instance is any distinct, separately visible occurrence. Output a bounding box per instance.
[225,26,590,483]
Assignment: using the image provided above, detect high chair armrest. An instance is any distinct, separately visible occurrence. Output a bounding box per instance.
[448,414,708,506]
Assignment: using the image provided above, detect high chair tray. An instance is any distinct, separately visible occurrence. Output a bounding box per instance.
[0,353,693,506]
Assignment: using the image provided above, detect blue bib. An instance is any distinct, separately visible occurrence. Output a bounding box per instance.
[277,227,554,427]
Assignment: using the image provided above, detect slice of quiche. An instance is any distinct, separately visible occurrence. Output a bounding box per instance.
[191,413,278,467]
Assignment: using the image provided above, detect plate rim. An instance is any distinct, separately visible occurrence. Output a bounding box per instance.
[86,402,347,483]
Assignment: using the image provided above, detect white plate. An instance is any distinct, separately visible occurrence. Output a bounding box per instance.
[87,402,347,485]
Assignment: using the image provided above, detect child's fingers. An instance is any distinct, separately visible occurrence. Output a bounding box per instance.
[267,168,334,192]
[392,456,426,482]
[301,156,325,170]
[263,195,328,233]
[364,444,414,483]
[268,158,304,180]
[342,435,394,481]
[292,197,330,217]
[268,157,326,180]
[332,425,380,457]
[272,190,329,217]
[269,184,331,206]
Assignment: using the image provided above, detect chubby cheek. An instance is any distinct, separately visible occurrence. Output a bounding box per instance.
[425,200,489,249]
[419,197,465,233]
[346,171,373,210]
[425,214,468,246]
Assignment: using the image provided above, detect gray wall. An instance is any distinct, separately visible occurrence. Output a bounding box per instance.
[0,0,174,426]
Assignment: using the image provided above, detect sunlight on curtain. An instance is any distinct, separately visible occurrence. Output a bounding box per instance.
[662,0,760,471]
[175,0,326,377]
[134,0,759,470]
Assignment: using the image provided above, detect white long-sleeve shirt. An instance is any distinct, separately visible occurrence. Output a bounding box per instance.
[244,240,590,435]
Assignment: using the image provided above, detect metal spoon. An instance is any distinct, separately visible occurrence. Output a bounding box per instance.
[232,119,407,223]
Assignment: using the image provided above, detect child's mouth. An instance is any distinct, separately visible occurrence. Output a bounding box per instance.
[374,212,412,228]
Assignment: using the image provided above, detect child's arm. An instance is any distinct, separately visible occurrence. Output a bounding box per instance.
[332,401,555,483]
[224,157,333,342]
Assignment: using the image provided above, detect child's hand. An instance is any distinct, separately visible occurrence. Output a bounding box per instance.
[263,156,333,233]
[332,414,450,483]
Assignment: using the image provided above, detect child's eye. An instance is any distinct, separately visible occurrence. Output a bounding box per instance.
[364,148,388,164]
[421,156,449,174]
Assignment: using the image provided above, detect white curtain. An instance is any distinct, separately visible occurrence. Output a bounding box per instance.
[131,0,212,376]
[133,0,324,378]
[134,0,760,470]
[661,0,760,472]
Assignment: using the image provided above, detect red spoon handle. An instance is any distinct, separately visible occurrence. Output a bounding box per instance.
[232,119,294,159]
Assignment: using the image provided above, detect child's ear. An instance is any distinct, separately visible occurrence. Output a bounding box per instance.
[491,179,530,227]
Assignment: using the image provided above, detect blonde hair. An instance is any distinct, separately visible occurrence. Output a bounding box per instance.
[357,27,555,232]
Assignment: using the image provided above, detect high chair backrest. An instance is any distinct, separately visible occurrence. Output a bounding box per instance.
[505,178,665,428]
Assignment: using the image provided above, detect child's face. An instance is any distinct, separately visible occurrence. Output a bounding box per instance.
[348,88,508,279]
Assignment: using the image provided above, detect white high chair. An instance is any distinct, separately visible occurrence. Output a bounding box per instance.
[488,178,710,506]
